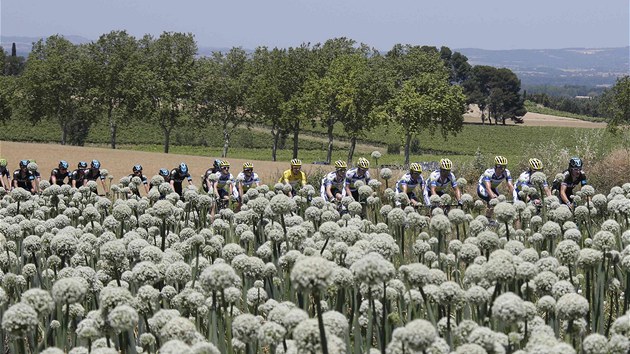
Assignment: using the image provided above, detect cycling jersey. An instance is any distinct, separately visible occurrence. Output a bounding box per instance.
[515,170,549,191]
[0,166,9,179]
[13,170,34,190]
[236,172,260,193]
[320,171,346,201]
[202,168,219,192]
[279,169,307,189]
[345,168,370,192]
[552,170,587,201]
[396,173,425,193]
[477,168,514,202]
[49,168,71,186]
[214,171,235,191]
[71,169,88,186]
[425,170,458,193]
[85,168,105,181]
[170,169,192,196]
[128,173,148,185]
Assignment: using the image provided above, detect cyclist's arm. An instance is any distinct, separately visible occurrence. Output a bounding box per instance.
[187,175,193,185]
[237,182,244,200]
[559,184,570,204]
[430,185,437,196]
[325,183,334,200]
[300,172,307,187]
[50,174,57,185]
[100,178,108,193]
[454,186,462,202]
[484,180,495,199]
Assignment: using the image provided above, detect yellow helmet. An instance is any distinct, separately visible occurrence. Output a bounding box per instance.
[334,160,347,170]
[243,162,253,169]
[220,160,230,167]
[0,159,6,167]
[291,158,302,167]
[494,156,508,166]
[529,158,543,171]
[439,158,453,171]
[410,163,422,173]
[357,157,370,169]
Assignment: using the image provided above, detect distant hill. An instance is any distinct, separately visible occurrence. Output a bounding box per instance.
[456,47,629,87]
[2,35,627,87]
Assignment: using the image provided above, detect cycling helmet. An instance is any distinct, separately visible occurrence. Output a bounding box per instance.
[0,159,7,167]
[290,159,302,167]
[439,158,453,171]
[357,157,370,169]
[410,163,422,173]
[159,168,169,177]
[59,160,69,169]
[133,164,143,172]
[529,158,543,171]
[494,156,508,166]
[179,162,189,173]
[78,161,88,169]
[91,160,101,169]
[213,159,222,169]
[569,157,583,169]
[19,160,29,168]
[243,162,254,170]
[219,160,230,168]
[334,160,347,170]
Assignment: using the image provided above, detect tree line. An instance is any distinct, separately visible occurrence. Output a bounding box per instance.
[0,31,527,164]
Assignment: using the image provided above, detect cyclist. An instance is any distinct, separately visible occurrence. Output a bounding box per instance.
[345,157,371,201]
[85,160,108,194]
[553,157,588,207]
[395,162,425,207]
[72,161,89,188]
[0,159,10,190]
[203,159,222,193]
[13,160,36,193]
[235,162,261,210]
[158,168,171,183]
[50,160,71,186]
[477,156,516,203]
[129,164,150,196]
[28,159,41,193]
[321,160,347,202]
[279,159,307,197]
[170,162,193,196]
[515,158,552,202]
[211,160,235,219]
[423,158,462,207]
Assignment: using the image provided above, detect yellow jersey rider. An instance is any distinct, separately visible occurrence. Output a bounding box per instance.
[279,159,307,197]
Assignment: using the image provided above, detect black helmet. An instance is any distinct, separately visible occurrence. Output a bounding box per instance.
[59,160,69,169]
[133,164,143,173]
[179,162,188,174]
[159,168,169,177]
[213,159,221,169]
[19,160,29,168]
[569,157,583,169]
[91,160,101,169]
[78,161,88,168]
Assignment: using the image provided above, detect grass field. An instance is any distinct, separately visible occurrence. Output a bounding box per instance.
[523,100,607,122]
[0,113,621,170]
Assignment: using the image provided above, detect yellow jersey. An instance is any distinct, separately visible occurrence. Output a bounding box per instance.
[279,169,307,188]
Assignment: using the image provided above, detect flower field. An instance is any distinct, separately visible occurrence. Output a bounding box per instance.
[0,143,629,354]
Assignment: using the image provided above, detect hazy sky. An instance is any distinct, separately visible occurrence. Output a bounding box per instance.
[1,0,628,50]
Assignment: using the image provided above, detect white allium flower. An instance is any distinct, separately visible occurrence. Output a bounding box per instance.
[159,340,192,354]
[350,252,395,286]
[555,293,589,320]
[371,151,382,159]
[491,292,525,323]
[593,230,616,251]
[430,214,451,234]
[160,316,200,345]
[1,303,38,337]
[21,288,54,315]
[52,277,88,304]
[554,239,580,265]
[290,256,334,291]
[322,311,348,337]
[257,321,286,346]
[232,314,262,343]
[494,202,516,223]
[108,304,138,333]
[199,263,241,293]
[403,319,437,351]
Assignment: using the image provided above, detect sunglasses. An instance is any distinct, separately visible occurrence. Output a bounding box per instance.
[222,167,230,170]
[244,169,253,172]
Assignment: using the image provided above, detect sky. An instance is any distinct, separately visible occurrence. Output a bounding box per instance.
[1,0,628,51]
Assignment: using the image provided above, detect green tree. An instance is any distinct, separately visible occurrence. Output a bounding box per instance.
[464,65,525,124]
[0,76,15,121]
[385,45,466,164]
[16,36,96,145]
[86,30,143,149]
[139,32,197,153]
[4,43,25,76]
[602,76,630,131]
[193,47,251,158]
